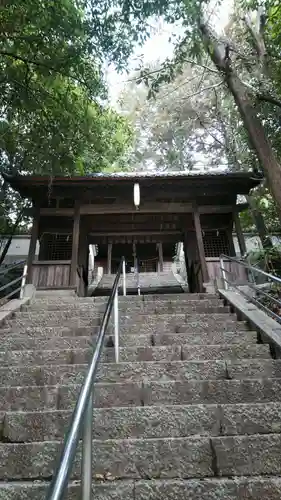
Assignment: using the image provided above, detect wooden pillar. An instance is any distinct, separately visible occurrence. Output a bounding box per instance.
[70,202,80,286]
[158,242,164,272]
[26,207,40,284]
[193,205,209,283]
[133,242,137,270]
[107,243,112,274]
[234,212,246,256]
[77,227,88,296]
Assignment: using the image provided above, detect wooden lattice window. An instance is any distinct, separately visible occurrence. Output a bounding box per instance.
[203,230,231,257]
[39,233,72,261]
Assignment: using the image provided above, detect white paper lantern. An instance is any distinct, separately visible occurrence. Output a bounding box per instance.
[133,183,140,209]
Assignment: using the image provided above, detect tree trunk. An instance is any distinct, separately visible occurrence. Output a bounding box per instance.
[245,195,272,248]
[199,23,281,225]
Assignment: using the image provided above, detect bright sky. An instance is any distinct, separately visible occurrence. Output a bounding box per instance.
[106,0,233,105]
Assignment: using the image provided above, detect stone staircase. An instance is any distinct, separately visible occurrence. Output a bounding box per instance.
[93,271,184,295]
[1,292,281,498]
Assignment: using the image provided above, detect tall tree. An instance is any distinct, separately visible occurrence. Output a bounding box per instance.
[120,0,281,221]
[0,0,134,178]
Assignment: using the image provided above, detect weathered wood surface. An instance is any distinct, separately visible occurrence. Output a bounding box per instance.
[31,261,71,288]
[39,203,248,216]
[206,258,247,285]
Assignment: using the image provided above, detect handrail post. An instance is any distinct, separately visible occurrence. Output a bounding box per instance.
[122,258,126,296]
[114,290,119,363]
[81,391,93,500]
[20,264,28,299]
[220,256,228,290]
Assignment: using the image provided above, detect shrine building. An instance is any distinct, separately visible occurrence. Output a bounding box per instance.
[5,171,260,294]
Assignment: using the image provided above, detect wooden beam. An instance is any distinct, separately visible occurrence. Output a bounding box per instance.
[233,212,247,256]
[40,208,74,216]
[39,203,248,217]
[158,242,164,272]
[89,231,180,237]
[107,243,112,274]
[193,205,209,283]
[26,207,40,284]
[70,202,80,286]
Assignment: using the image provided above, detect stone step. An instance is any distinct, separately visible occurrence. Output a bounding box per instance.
[10,310,231,328]
[153,330,257,346]
[0,330,258,352]
[1,316,250,337]
[0,325,101,338]
[1,331,261,352]
[31,292,217,303]
[0,346,183,367]
[1,359,281,388]
[0,344,270,368]
[0,481,134,500]
[144,377,281,406]
[0,436,213,480]
[1,477,281,500]
[1,434,281,480]
[0,360,227,387]
[0,334,153,351]
[0,382,143,411]
[4,402,281,442]
[2,377,281,412]
[25,298,223,312]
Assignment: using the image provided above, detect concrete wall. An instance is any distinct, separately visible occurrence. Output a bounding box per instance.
[234,234,281,256]
[0,236,39,266]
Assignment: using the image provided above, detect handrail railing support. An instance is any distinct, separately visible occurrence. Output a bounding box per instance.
[114,290,119,363]
[81,391,93,500]
[122,258,126,296]
[20,264,28,299]
[220,256,228,290]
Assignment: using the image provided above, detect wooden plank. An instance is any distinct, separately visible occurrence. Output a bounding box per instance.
[26,207,40,283]
[233,212,247,255]
[31,263,71,287]
[193,206,209,283]
[47,265,55,287]
[70,202,80,286]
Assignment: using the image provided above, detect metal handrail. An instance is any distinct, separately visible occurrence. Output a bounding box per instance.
[0,261,28,300]
[0,259,26,276]
[220,254,281,286]
[46,257,126,500]
[220,253,281,323]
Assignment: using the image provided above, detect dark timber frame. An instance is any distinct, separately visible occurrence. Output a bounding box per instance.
[6,172,260,294]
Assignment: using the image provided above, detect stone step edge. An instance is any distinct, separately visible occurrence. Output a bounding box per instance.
[4,400,281,418]
[2,358,278,373]
[2,375,281,393]
[2,432,281,444]
[1,477,281,495]
[0,343,266,355]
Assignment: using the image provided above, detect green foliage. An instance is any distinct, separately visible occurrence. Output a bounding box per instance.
[0,0,134,178]
[247,245,281,275]
[240,186,280,232]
